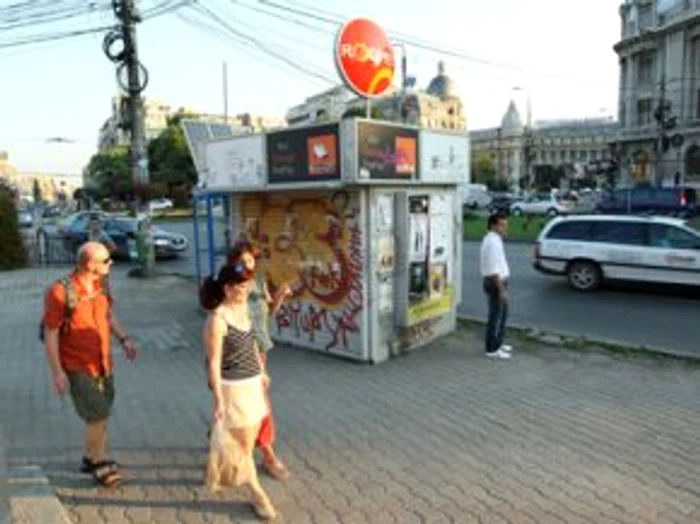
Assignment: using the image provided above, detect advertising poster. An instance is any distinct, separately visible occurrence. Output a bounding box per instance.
[409,214,428,262]
[420,131,469,183]
[429,214,451,264]
[358,121,419,179]
[267,124,341,183]
[203,135,266,189]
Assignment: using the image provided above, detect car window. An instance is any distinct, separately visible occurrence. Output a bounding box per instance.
[70,214,90,231]
[546,221,594,241]
[650,224,700,250]
[591,221,648,246]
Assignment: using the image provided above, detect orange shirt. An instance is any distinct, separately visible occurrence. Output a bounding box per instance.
[44,273,113,377]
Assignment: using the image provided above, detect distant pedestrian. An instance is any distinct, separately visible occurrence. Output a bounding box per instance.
[228,238,293,481]
[87,213,117,255]
[480,213,512,359]
[201,261,277,520]
[42,241,139,486]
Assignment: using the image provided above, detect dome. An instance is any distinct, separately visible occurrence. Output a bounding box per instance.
[500,100,523,137]
[426,61,459,99]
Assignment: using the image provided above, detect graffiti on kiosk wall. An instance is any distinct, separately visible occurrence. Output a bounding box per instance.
[240,191,364,354]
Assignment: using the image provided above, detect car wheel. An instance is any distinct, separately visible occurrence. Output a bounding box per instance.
[512,207,523,216]
[547,207,559,217]
[567,260,601,292]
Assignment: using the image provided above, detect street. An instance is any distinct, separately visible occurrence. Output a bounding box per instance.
[156,220,700,358]
[460,241,700,358]
[2,267,700,523]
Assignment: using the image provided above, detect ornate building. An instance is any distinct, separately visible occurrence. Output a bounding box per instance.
[614,0,700,188]
[99,96,285,152]
[471,102,618,189]
[286,62,467,132]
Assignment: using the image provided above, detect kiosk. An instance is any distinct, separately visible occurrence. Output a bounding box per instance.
[193,118,469,363]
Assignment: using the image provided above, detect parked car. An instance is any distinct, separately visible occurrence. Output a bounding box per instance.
[534,215,700,291]
[487,194,521,215]
[148,198,174,213]
[17,210,34,229]
[462,184,492,210]
[595,186,697,217]
[510,192,574,217]
[57,211,188,260]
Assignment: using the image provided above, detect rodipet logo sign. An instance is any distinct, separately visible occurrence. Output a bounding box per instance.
[334,18,395,98]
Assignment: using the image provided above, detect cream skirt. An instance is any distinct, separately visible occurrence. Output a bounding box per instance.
[221,374,267,429]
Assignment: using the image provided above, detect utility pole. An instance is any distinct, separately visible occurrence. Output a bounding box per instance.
[106,0,154,276]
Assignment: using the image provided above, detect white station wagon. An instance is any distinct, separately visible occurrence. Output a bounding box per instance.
[534,215,700,291]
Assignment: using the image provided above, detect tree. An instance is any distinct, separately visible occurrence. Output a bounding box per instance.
[32,178,42,204]
[471,153,497,188]
[0,191,27,269]
[341,106,384,119]
[148,114,197,192]
[84,147,131,200]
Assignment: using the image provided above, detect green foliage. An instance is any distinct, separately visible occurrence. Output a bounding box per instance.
[84,146,131,200]
[147,115,197,190]
[83,113,196,204]
[0,192,28,270]
[341,106,384,119]
[471,153,497,187]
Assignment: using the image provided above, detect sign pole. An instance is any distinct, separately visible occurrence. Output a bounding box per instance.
[365,97,371,119]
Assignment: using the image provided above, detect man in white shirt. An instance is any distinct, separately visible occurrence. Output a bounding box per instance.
[480,213,512,360]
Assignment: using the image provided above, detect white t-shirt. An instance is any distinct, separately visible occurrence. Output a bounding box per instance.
[480,231,510,280]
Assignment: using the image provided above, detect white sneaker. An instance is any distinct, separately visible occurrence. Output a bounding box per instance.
[486,348,511,360]
[499,344,513,353]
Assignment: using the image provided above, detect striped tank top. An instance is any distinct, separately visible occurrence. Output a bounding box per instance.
[220,323,261,381]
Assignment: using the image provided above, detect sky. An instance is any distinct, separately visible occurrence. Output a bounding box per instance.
[0,0,621,176]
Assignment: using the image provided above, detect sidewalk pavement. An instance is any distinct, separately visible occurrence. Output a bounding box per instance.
[1,266,699,523]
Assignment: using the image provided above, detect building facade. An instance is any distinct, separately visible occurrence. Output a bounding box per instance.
[1,152,80,202]
[470,102,618,189]
[615,0,700,188]
[285,62,467,132]
[98,95,285,152]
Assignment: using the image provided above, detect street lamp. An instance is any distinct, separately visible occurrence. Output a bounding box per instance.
[513,86,535,190]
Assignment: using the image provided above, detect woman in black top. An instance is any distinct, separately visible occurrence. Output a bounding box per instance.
[200,261,276,520]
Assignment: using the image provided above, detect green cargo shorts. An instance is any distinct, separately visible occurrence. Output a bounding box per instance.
[67,372,115,423]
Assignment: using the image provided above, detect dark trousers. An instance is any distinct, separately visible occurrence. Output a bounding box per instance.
[483,278,508,353]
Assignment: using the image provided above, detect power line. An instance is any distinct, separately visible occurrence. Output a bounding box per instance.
[190,1,336,84]
[256,0,624,90]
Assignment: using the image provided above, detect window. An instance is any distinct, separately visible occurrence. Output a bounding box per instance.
[637,98,653,125]
[546,221,595,241]
[591,221,648,246]
[649,225,700,250]
[637,52,654,86]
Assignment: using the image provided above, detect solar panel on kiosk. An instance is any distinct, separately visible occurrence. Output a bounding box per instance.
[209,123,234,139]
[182,120,211,142]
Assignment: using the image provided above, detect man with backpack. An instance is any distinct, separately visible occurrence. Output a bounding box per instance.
[42,241,139,486]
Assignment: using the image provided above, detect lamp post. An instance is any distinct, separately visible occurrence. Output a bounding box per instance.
[513,86,535,190]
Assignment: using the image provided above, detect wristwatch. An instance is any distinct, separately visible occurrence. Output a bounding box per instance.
[119,334,131,344]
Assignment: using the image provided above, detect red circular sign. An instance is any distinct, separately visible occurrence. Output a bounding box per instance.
[334,18,395,98]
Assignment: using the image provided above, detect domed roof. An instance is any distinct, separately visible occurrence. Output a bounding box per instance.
[426,61,459,99]
[500,100,523,136]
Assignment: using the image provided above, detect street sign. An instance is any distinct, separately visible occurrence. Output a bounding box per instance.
[334,18,395,98]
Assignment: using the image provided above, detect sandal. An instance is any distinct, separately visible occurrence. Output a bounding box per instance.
[251,493,277,520]
[262,460,290,481]
[79,456,94,474]
[92,461,122,487]
[81,457,119,474]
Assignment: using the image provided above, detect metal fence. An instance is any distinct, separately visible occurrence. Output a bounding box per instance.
[21,231,76,267]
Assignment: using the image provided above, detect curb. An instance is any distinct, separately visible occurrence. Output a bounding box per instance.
[0,466,71,524]
[456,314,700,362]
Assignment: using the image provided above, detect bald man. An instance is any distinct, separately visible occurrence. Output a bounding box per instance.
[43,241,139,487]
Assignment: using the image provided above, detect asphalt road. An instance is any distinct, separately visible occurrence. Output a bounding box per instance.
[461,240,700,357]
[155,220,700,357]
